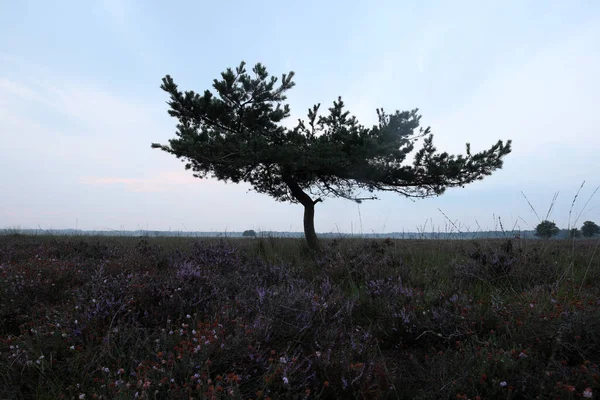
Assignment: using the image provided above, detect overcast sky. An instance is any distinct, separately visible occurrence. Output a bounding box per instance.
[1,0,599,234]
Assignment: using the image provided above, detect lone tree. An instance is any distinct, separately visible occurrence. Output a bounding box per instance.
[242,229,257,237]
[152,61,512,250]
[535,220,560,239]
[581,221,600,238]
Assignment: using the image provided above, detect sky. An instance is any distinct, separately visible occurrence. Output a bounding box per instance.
[1,0,600,234]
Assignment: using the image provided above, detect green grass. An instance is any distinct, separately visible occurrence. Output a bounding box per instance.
[1,234,599,399]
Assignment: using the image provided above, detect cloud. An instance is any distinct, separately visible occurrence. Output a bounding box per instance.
[94,0,160,68]
[0,56,175,174]
[1,210,19,218]
[0,79,55,107]
[0,66,156,130]
[100,0,128,22]
[81,171,218,192]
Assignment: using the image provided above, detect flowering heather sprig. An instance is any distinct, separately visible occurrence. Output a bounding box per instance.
[365,276,416,298]
[392,307,412,325]
[174,259,209,280]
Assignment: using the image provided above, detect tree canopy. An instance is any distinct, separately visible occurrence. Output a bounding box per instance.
[535,220,560,239]
[152,61,512,249]
[581,221,600,238]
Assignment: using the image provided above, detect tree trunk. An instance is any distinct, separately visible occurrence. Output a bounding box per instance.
[283,175,322,251]
[303,202,319,251]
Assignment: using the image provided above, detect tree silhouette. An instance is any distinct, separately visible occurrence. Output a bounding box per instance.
[535,220,560,239]
[581,221,600,238]
[152,61,512,250]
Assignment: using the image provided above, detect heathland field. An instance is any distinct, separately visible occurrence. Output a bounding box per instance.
[1,235,599,399]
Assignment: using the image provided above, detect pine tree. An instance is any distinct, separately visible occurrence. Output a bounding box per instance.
[152,61,512,250]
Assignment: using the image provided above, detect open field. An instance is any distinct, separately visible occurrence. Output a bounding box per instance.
[1,234,599,399]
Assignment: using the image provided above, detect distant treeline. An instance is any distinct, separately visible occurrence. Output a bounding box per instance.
[2,228,591,240]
